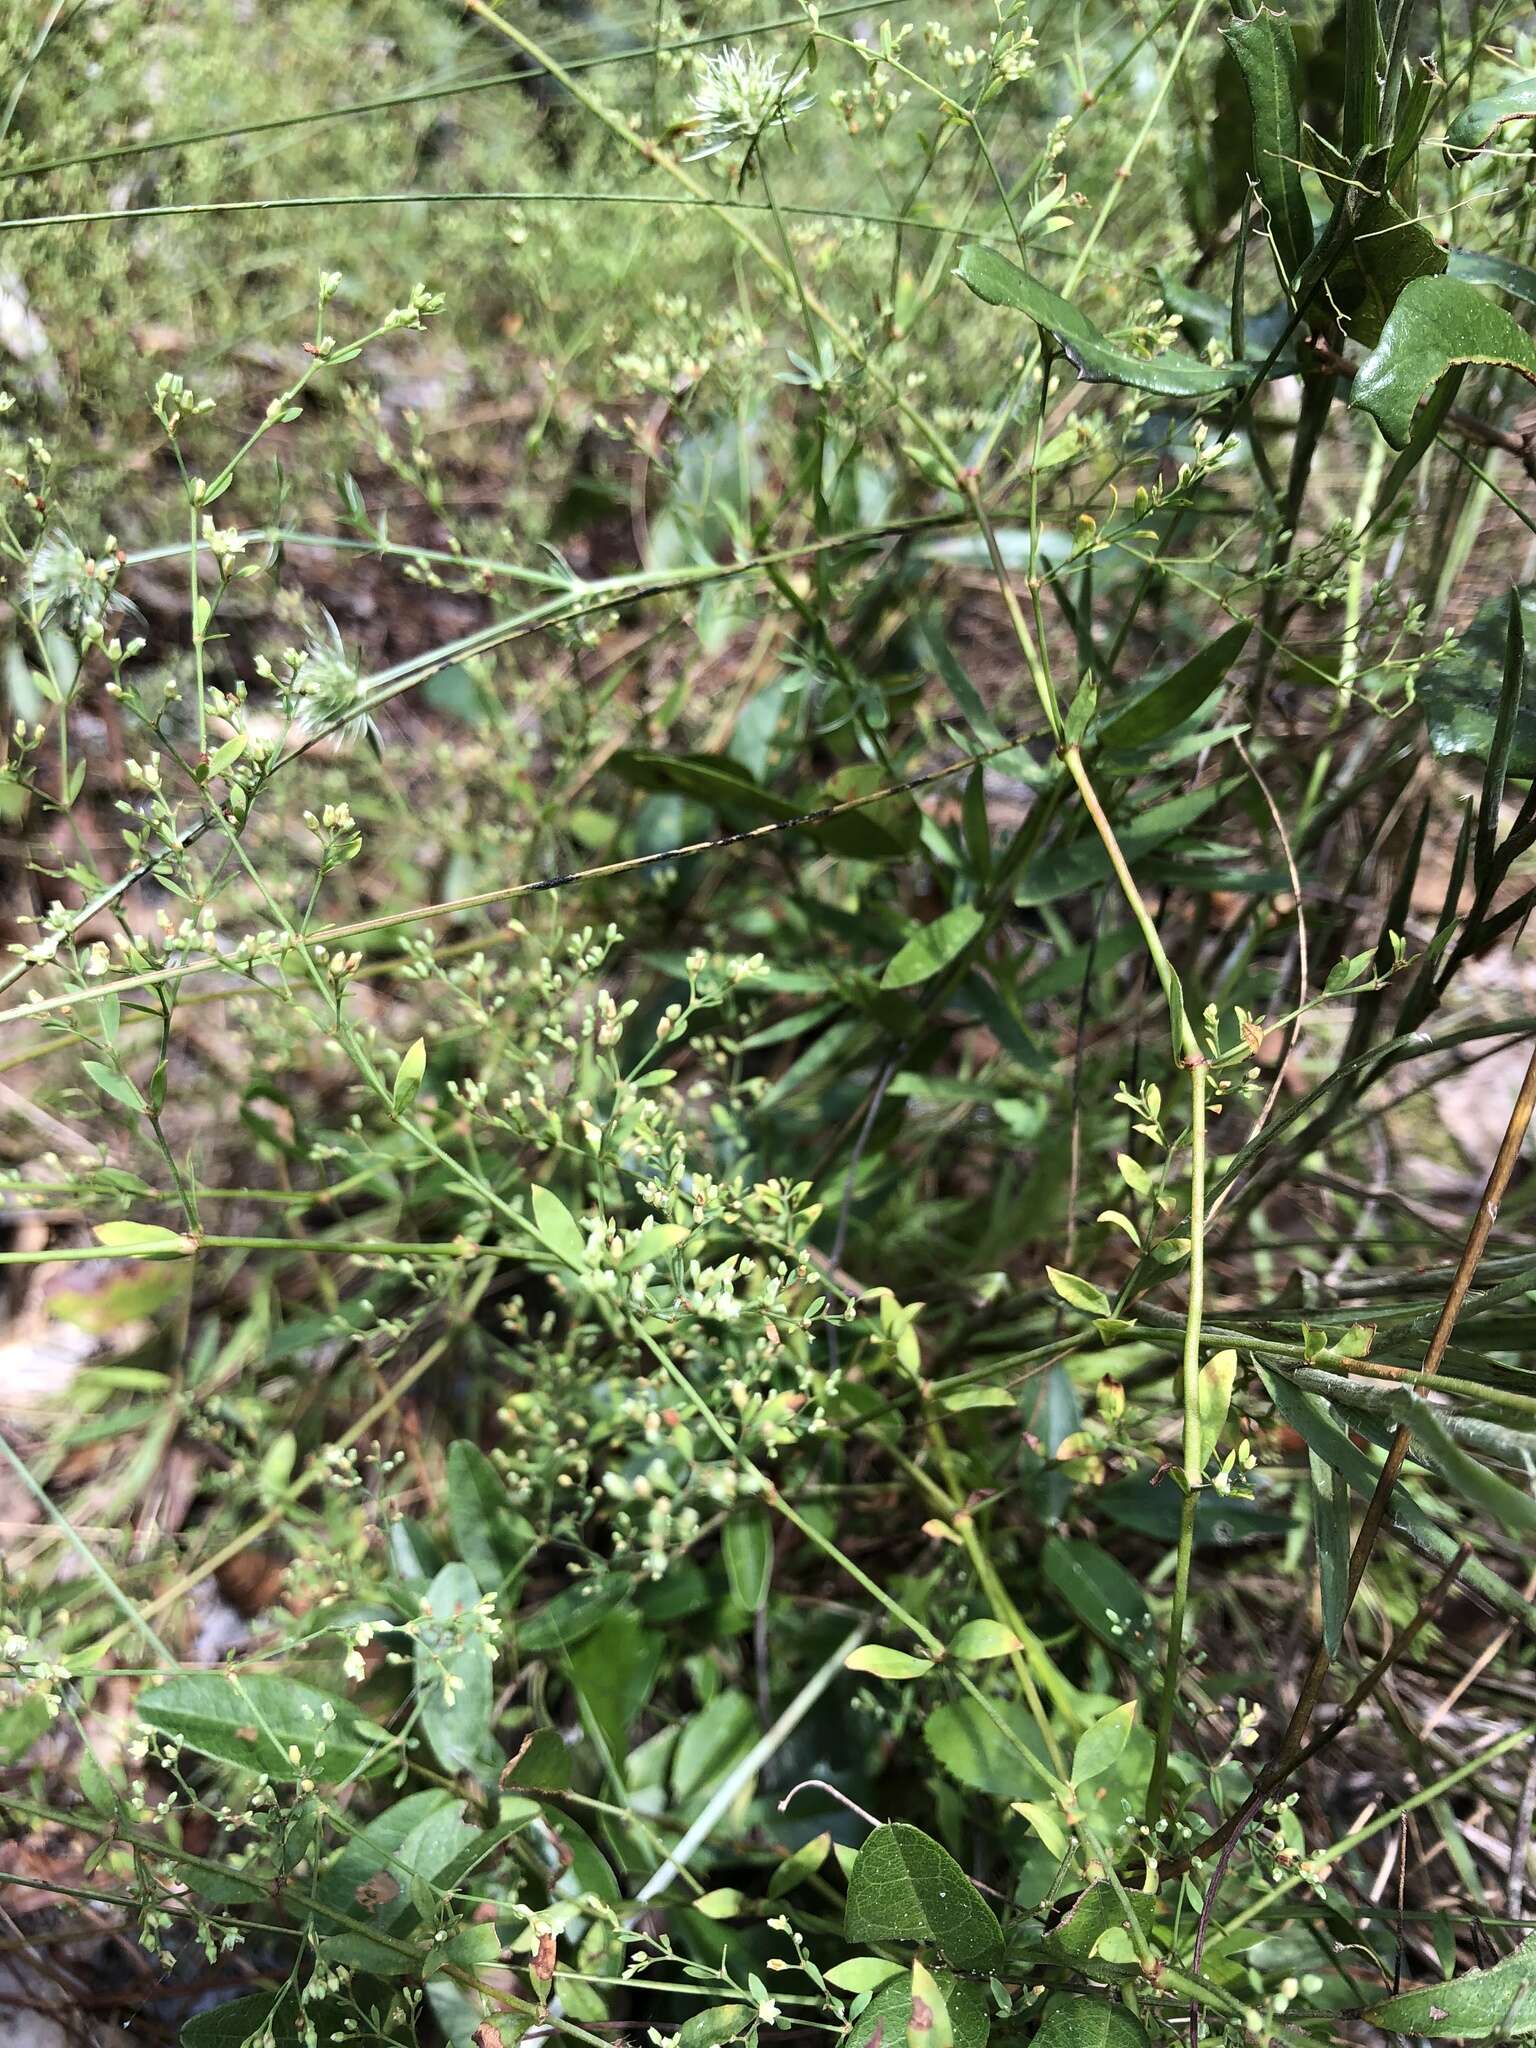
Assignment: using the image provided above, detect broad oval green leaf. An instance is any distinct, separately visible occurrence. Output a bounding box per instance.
[138,1672,390,1782]
[881,904,985,989]
[848,1963,990,2048]
[1046,1266,1112,1317]
[1034,1994,1150,2048]
[948,1619,1022,1662]
[1352,276,1536,447]
[1368,1933,1536,2037]
[722,1501,773,1612]
[1041,1882,1156,1969]
[1196,1348,1238,1467]
[446,1439,536,1595]
[923,1696,1052,1798]
[844,1822,1004,1971]
[530,1183,589,1269]
[679,2005,755,2048]
[391,1035,426,1113]
[1071,1701,1136,1787]
[416,1562,496,1778]
[83,1061,147,1114]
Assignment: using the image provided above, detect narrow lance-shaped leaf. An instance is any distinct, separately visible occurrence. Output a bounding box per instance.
[1352,275,1536,447]
[1196,1349,1237,1468]
[1308,1444,1351,1657]
[1260,1367,1536,1630]
[1097,621,1252,752]
[1475,590,1527,892]
[1341,0,1382,155]
[1386,1392,1536,1537]
[1223,10,1313,289]
[1448,247,1536,312]
[955,246,1260,397]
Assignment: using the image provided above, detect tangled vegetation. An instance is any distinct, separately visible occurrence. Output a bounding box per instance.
[3,2,1536,2044]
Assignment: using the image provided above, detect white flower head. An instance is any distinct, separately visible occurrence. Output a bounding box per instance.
[686,45,815,159]
[293,614,374,753]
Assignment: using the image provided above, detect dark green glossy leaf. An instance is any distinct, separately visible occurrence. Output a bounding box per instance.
[845,1823,1004,1972]
[1448,247,1536,312]
[1475,591,1527,888]
[811,762,925,860]
[538,1805,621,1908]
[1445,78,1536,160]
[1097,1476,1289,1546]
[1342,192,1448,347]
[1223,10,1313,286]
[1352,276,1536,447]
[672,1689,759,1808]
[518,1572,630,1654]
[1155,275,1296,365]
[956,246,1256,397]
[502,1726,571,1791]
[181,1995,294,2047]
[568,1604,661,1759]
[1034,1994,1150,2048]
[1418,585,1536,778]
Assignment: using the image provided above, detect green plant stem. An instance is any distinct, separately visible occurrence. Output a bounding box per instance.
[1193,1035,1536,1865]
[0,0,902,188]
[1220,1725,1533,1937]
[1146,1063,1207,1828]
[0,727,1034,1029]
[461,0,959,476]
[78,1261,495,1666]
